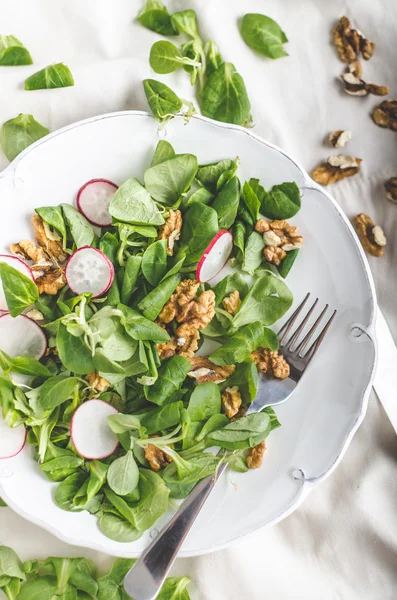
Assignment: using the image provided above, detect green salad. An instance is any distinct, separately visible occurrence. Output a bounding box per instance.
[0,140,303,543]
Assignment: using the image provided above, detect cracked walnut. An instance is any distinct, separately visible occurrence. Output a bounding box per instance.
[251,348,290,379]
[221,386,242,419]
[158,209,182,256]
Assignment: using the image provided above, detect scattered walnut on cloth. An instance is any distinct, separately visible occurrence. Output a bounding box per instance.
[328,130,352,148]
[311,155,362,185]
[332,16,376,63]
[354,213,387,257]
[384,178,397,203]
[372,100,397,131]
[340,71,388,97]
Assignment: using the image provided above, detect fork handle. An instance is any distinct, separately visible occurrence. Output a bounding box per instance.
[123,462,227,600]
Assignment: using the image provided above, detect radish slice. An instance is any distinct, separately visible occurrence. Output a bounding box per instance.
[196,230,233,283]
[71,399,119,459]
[0,255,34,312]
[0,313,47,359]
[65,247,114,298]
[77,179,118,227]
[0,409,26,459]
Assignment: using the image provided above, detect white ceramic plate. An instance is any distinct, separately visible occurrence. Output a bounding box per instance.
[0,112,377,557]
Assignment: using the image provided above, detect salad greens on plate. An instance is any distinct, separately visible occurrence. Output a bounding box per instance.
[0,139,303,543]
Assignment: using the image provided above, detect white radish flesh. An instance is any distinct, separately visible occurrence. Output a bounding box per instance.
[65,247,114,298]
[71,399,119,460]
[0,255,34,312]
[0,313,47,359]
[196,230,233,283]
[77,179,118,227]
[0,409,26,459]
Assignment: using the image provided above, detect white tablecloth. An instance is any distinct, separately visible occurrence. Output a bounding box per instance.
[1,1,396,598]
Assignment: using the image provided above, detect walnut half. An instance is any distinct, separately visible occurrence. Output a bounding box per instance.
[311,155,362,186]
[340,72,388,97]
[372,100,397,132]
[221,386,242,419]
[354,213,386,257]
[251,348,290,379]
[332,16,375,63]
[246,440,266,469]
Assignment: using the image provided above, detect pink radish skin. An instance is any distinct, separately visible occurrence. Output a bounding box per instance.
[71,399,119,460]
[0,254,34,312]
[196,230,233,283]
[0,313,47,359]
[0,409,27,459]
[77,179,118,227]
[65,246,114,298]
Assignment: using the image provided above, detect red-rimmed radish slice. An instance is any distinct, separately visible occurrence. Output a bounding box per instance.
[0,255,34,312]
[0,408,26,459]
[71,399,119,460]
[77,179,118,227]
[65,247,114,298]
[196,230,233,283]
[0,313,47,359]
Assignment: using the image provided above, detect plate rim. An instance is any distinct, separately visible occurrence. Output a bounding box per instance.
[0,110,378,557]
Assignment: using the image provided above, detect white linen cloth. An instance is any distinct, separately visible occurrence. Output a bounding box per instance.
[0,1,396,598]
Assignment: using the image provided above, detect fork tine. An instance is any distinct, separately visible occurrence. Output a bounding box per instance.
[285,297,319,350]
[295,304,329,355]
[278,293,310,345]
[301,309,337,361]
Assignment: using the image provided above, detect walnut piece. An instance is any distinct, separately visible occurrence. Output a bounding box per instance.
[156,338,178,359]
[328,130,351,148]
[264,246,286,266]
[332,16,375,63]
[187,356,235,384]
[311,155,362,185]
[175,290,216,338]
[86,370,110,392]
[354,213,385,257]
[222,386,242,419]
[158,279,200,324]
[251,348,290,379]
[372,100,397,131]
[32,215,67,263]
[10,240,50,268]
[144,443,173,472]
[255,219,303,265]
[35,268,66,295]
[246,440,266,469]
[157,330,200,360]
[340,72,388,97]
[158,209,182,256]
[222,290,241,316]
[384,178,397,203]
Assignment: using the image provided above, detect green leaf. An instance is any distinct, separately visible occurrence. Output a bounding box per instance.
[0,261,38,317]
[54,472,88,511]
[107,414,142,434]
[204,40,223,78]
[151,140,175,166]
[0,114,49,162]
[100,558,135,585]
[195,413,228,442]
[0,351,50,377]
[232,272,293,329]
[187,383,221,422]
[109,178,164,226]
[137,0,178,36]
[118,304,169,342]
[261,182,301,219]
[210,322,278,365]
[278,248,300,278]
[156,576,191,600]
[101,330,137,362]
[144,355,191,406]
[233,220,246,258]
[184,187,213,208]
[220,359,258,404]
[241,13,288,59]
[143,79,182,124]
[142,240,167,286]
[0,546,25,581]
[138,273,180,321]
[195,158,238,193]
[241,180,261,221]
[25,63,74,90]
[57,324,95,374]
[140,401,183,435]
[36,375,81,411]
[16,577,59,600]
[212,176,240,229]
[35,206,67,248]
[73,461,108,507]
[61,204,95,248]
[200,62,251,126]
[171,10,199,38]
[162,453,220,485]
[207,412,271,450]
[144,154,198,206]
[107,450,140,496]
[0,498,7,507]
[99,232,119,263]
[127,469,169,531]
[99,513,141,543]
[242,231,264,275]
[0,35,32,65]
[121,255,142,305]
[213,272,249,305]
[149,40,200,74]
[179,203,219,263]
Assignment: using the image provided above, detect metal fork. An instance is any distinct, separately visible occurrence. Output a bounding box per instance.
[124,294,337,600]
